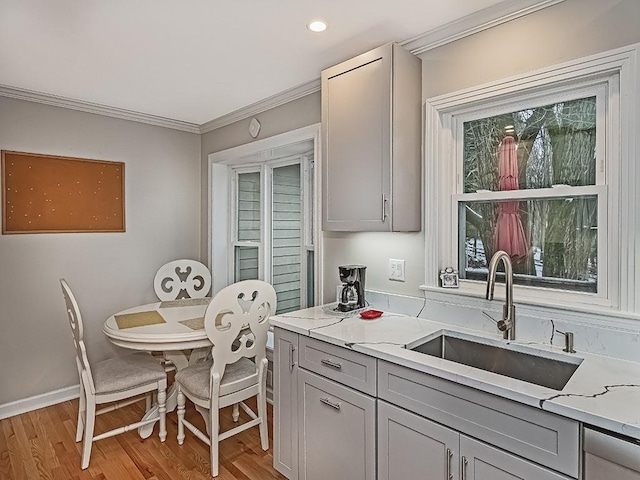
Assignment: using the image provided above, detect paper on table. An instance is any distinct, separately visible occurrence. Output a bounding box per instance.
[179,317,205,330]
[160,297,211,308]
[115,311,166,329]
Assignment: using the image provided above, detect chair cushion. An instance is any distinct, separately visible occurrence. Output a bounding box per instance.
[93,352,166,395]
[175,357,258,401]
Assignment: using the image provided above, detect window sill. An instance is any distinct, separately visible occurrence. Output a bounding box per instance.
[418,283,640,326]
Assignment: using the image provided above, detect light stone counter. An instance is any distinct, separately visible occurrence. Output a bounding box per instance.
[270,304,640,441]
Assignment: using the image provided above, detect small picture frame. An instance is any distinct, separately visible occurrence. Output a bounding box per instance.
[439,267,459,288]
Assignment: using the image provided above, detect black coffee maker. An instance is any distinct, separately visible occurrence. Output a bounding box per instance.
[338,265,367,312]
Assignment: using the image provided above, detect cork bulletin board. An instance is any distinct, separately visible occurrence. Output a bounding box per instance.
[2,151,125,234]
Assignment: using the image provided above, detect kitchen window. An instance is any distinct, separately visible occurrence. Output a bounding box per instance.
[456,90,606,295]
[423,45,640,314]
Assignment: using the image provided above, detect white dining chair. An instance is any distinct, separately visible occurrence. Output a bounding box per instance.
[175,280,277,477]
[153,259,212,301]
[60,279,168,469]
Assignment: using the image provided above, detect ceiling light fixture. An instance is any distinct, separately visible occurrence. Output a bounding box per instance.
[307,20,328,33]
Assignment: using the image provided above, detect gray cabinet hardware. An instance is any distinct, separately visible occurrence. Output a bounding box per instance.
[320,397,342,411]
[381,195,387,221]
[320,358,343,370]
[289,344,296,371]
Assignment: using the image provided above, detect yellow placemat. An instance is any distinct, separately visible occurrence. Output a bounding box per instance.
[179,317,205,331]
[160,297,211,308]
[115,311,166,329]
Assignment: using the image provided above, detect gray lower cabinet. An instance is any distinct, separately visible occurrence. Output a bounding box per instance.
[275,331,582,480]
[378,400,459,480]
[298,369,376,480]
[378,360,579,478]
[460,436,569,480]
[273,328,299,479]
[378,400,570,480]
[274,328,377,479]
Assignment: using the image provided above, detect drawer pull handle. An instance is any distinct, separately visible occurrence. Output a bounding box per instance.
[321,359,343,370]
[461,456,468,480]
[446,448,453,480]
[381,194,387,222]
[289,345,296,372]
[320,397,341,410]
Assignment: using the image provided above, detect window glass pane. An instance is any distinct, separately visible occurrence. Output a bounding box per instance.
[458,195,598,293]
[235,246,259,281]
[237,172,260,241]
[272,164,302,314]
[463,97,597,193]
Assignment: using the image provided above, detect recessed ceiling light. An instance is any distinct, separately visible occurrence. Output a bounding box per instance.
[307,20,328,33]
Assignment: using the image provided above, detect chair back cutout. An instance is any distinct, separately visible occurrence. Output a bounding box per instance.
[60,279,96,394]
[154,259,212,301]
[204,280,277,381]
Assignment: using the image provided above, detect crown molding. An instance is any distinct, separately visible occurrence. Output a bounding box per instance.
[199,78,321,134]
[401,0,566,55]
[0,84,200,133]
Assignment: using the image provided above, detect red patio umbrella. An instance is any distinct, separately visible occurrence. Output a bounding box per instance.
[494,135,528,260]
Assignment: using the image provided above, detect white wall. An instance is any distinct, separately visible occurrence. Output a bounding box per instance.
[0,97,201,405]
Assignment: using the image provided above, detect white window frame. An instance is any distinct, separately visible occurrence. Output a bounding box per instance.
[208,124,323,305]
[421,44,640,315]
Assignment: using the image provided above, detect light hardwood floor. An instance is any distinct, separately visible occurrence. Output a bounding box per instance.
[0,396,286,480]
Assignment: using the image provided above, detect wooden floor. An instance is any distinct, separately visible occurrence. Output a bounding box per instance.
[0,396,286,480]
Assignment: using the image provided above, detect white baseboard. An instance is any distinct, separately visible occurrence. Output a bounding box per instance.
[0,384,80,420]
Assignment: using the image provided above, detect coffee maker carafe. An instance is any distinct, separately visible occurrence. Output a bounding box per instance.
[338,265,366,312]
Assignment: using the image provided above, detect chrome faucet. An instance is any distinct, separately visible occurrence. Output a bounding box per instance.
[485,251,516,340]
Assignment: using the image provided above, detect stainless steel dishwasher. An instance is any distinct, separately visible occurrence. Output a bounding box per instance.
[584,427,640,479]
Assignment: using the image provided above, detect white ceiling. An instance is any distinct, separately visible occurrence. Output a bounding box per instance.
[0,0,509,125]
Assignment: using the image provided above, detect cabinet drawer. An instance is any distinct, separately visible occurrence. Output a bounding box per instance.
[378,361,579,478]
[299,336,377,395]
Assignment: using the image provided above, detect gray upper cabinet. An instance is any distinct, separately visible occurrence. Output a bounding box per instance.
[321,42,421,232]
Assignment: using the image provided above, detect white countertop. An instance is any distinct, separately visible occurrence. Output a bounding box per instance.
[270,304,640,440]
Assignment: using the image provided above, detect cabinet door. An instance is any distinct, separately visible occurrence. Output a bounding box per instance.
[322,43,391,232]
[298,369,376,480]
[273,328,299,479]
[460,436,570,480]
[378,400,459,480]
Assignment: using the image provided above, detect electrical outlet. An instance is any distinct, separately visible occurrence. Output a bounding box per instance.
[388,259,405,282]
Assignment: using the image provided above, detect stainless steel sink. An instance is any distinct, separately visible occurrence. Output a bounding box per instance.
[409,332,582,390]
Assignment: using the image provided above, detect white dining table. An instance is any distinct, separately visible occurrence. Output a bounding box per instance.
[103,297,213,437]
